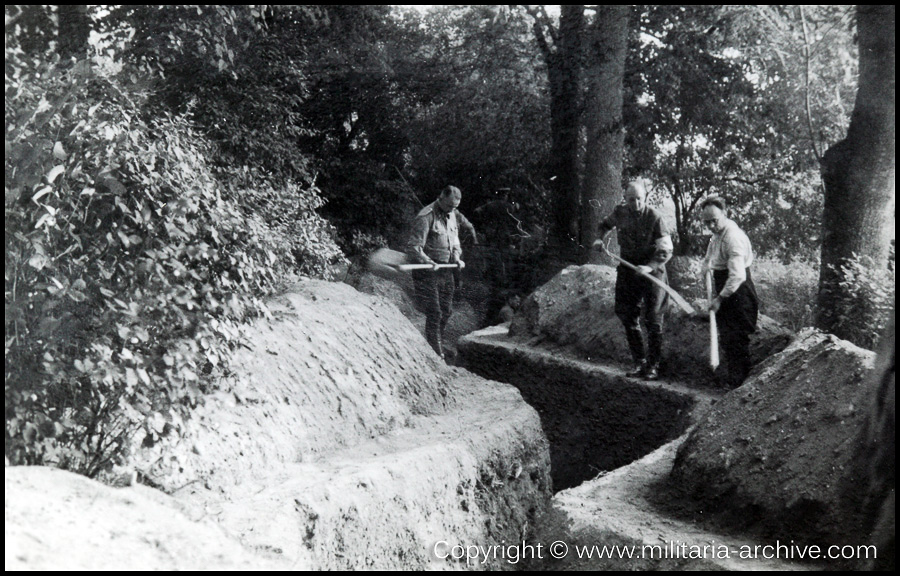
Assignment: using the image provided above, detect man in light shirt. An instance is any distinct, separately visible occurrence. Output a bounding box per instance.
[699,196,760,387]
[408,185,466,361]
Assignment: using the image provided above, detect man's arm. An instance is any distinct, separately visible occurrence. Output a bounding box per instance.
[719,247,748,298]
[592,210,619,250]
[647,235,673,272]
[407,214,436,265]
[449,212,463,264]
[708,230,750,311]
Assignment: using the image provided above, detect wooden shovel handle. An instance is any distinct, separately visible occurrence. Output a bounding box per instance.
[706,271,720,369]
[397,263,461,271]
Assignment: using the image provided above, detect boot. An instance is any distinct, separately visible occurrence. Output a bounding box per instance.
[626,360,648,378]
[624,327,646,375]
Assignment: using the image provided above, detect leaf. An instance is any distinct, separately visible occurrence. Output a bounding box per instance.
[27,253,50,270]
[46,165,65,184]
[125,367,139,388]
[34,213,55,229]
[32,186,52,203]
[103,177,126,195]
[53,141,67,161]
[149,412,166,434]
[23,423,38,444]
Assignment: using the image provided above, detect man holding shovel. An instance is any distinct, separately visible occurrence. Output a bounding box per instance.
[407,185,466,360]
[698,196,759,388]
[592,179,673,380]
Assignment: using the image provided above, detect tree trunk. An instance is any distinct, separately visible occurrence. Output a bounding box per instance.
[56,5,90,60]
[548,5,585,259]
[816,5,895,338]
[580,5,628,263]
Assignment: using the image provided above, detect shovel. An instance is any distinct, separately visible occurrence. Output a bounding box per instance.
[597,242,696,315]
[706,270,720,369]
[368,248,462,276]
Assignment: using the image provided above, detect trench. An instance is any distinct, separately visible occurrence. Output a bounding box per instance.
[457,327,697,492]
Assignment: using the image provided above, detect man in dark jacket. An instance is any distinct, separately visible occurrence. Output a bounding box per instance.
[592,179,673,380]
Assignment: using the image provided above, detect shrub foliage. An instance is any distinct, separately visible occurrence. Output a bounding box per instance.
[5,15,343,475]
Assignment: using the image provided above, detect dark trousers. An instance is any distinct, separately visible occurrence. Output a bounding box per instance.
[615,266,668,366]
[413,268,456,357]
[714,268,759,385]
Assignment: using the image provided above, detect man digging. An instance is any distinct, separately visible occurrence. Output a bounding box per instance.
[592,179,674,380]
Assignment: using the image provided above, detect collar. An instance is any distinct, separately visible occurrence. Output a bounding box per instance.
[712,218,736,237]
[434,204,452,219]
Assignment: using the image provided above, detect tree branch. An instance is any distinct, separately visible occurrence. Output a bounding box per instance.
[799,6,822,163]
[523,5,555,58]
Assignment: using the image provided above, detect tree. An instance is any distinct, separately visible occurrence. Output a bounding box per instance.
[401,6,550,227]
[817,5,895,341]
[5,4,345,473]
[622,5,857,259]
[580,5,629,259]
[526,5,584,257]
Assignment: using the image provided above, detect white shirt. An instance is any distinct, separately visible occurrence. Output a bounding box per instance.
[703,219,754,299]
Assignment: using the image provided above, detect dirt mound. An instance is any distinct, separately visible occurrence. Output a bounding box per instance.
[7,280,551,570]
[668,329,879,551]
[5,466,289,570]
[509,264,791,384]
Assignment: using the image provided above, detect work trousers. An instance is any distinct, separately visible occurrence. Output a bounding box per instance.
[713,267,760,386]
[412,268,456,357]
[615,265,668,367]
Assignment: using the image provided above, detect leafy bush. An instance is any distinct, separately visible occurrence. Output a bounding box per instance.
[5,55,342,476]
[821,254,895,349]
[752,257,819,332]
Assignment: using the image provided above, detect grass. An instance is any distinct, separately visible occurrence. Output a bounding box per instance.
[668,255,819,332]
[752,257,819,331]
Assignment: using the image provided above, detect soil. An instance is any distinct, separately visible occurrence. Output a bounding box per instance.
[460,264,893,570]
[5,266,894,571]
[666,330,880,553]
[6,280,550,570]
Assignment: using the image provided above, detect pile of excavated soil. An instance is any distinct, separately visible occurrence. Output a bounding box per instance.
[509,264,792,385]
[6,280,551,570]
[5,467,290,570]
[666,329,884,554]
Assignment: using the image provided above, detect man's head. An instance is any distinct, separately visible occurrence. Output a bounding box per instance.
[624,180,648,213]
[437,185,462,213]
[699,196,728,234]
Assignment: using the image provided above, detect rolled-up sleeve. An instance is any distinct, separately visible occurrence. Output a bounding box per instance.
[721,250,747,298]
[650,234,673,270]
